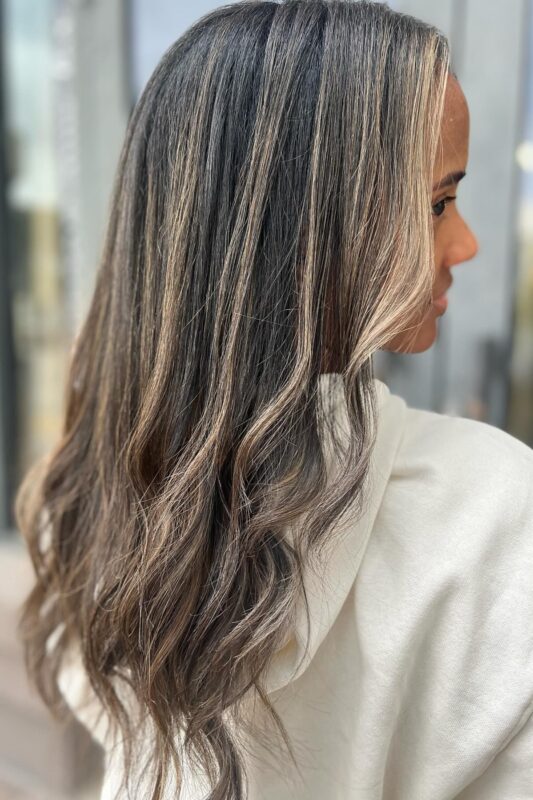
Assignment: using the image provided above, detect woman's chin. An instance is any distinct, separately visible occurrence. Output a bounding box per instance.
[380,313,441,354]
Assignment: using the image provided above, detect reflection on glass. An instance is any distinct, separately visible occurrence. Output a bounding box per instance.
[4,0,69,502]
[508,13,533,447]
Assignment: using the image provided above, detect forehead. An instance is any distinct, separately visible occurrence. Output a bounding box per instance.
[433,74,470,181]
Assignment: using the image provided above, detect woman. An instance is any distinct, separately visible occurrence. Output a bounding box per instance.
[15,1,533,798]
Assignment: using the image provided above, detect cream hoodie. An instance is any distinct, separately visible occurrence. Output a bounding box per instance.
[52,375,533,799]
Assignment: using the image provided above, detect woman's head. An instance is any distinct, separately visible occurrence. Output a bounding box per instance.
[15,3,453,799]
[381,71,479,353]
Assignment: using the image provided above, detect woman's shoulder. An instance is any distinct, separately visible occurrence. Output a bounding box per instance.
[372,389,533,646]
[376,394,533,681]
[394,399,533,505]
[381,398,533,580]
[354,395,533,797]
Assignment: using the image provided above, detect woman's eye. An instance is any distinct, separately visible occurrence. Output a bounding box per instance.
[432,195,457,218]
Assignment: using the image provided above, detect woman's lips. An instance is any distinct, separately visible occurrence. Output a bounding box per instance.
[432,277,452,313]
[432,292,448,313]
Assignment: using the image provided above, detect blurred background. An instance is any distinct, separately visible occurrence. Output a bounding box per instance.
[0,0,531,797]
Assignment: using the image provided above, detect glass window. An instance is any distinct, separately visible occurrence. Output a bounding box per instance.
[3,0,70,530]
[508,11,533,447]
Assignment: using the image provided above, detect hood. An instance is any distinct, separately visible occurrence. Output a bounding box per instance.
[54,374,408,747]
[263,373,408,694]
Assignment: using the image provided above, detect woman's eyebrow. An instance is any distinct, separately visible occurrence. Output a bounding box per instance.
[432,170,466,192]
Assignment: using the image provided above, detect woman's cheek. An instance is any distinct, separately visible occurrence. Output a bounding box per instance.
[433,233,444,270]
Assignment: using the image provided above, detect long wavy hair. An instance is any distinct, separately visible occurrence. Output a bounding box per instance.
[15,1,449,798]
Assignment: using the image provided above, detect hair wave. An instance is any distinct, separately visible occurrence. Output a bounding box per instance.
[15,1,449,798]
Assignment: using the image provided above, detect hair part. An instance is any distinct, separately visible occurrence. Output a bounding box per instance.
[15,2,449,798]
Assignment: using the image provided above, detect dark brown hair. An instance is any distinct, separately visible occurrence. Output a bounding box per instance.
[15,1,449,797]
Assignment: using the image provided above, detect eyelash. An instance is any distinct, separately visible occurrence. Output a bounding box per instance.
[432,195,457,218]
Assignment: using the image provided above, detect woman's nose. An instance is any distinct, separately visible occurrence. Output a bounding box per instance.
[443,216,479,268]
